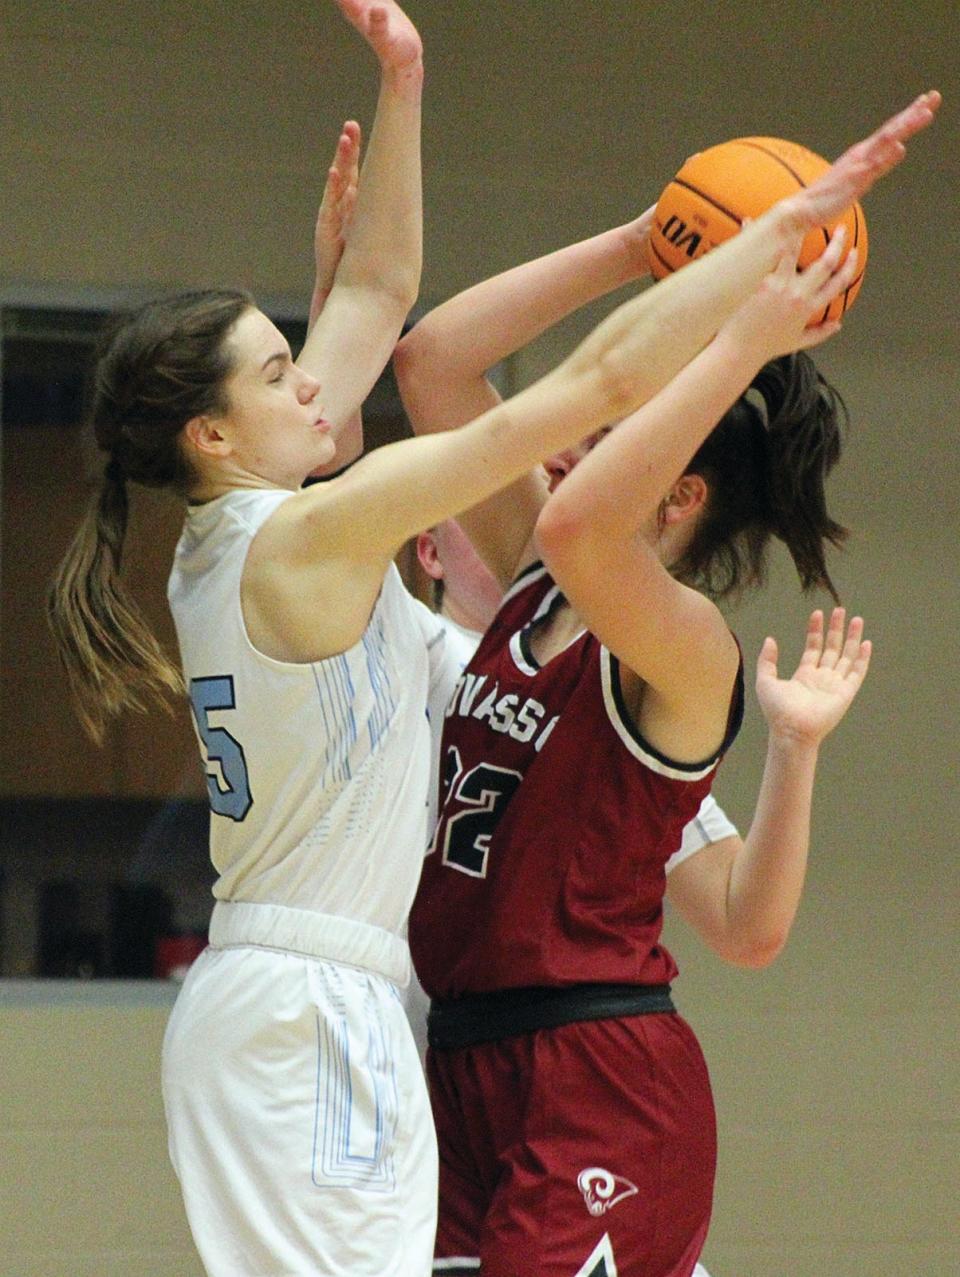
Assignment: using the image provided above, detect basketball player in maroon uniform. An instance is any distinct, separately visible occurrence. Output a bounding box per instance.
[394,99,939,1274]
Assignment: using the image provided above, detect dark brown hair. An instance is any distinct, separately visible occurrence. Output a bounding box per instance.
[47,289,253,741]
[672,351,849,603]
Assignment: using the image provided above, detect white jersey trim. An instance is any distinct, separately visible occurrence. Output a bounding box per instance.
[209,900,411,987]
[500,561,549,608]
[509,628,539,676]
[433,1261,480,1273]
[599,648,719,782]
[508,581,585,676]
[508,578,559,675]
[665,793,739,873]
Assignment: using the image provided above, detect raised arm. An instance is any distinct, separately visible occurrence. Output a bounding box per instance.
[533,92,939,761]
[666,609,871,966]
[534,232,859,767]
[307,119,364,474]
[308,120,362,330]
[393,211,655,586]
[248,93,939,661]
[297,0,423,426]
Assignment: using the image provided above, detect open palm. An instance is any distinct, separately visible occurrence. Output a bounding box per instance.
[313,120,361,307]
[756,608,871,747]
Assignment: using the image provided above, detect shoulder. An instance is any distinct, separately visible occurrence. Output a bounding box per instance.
[182,487,292,536]
[607,629,743,773]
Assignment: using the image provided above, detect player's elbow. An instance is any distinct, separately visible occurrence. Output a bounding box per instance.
[534,487,599,576]
[394,317,439,382]
[386,267,421,317]
[349,240,421,315]
[339,260,420,324]
[393,319,444,412]
[725,928,789,969]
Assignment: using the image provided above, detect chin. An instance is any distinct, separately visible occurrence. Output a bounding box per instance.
[306,442,339,478]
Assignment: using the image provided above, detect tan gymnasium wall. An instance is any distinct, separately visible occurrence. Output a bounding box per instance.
[2,3,958,1277]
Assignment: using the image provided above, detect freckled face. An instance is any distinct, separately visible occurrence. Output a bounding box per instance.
[215,308,335,488]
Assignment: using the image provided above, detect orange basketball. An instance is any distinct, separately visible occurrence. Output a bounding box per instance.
[647,137,868,323]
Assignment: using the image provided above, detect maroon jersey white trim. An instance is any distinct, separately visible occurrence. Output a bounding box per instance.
[409,565,744,999]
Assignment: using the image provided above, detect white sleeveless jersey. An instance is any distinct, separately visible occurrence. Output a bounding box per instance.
[167,488,459,935]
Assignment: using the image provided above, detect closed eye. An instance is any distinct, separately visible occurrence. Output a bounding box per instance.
[262,349,292,382]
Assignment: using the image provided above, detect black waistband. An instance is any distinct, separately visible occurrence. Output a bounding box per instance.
[427,982,675,1051]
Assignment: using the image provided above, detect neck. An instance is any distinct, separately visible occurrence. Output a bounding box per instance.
[187,471,296,503]
[528,596,586,666]
[441,599,486,636]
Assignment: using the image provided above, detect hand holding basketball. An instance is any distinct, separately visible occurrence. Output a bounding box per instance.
[623,203,659,278]
[719,227,859,359]
[648,91,941,322]
[648,136,868,323]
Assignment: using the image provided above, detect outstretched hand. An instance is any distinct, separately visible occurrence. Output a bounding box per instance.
[312,120,362,317]
[756,608,871,748]
[333,0,423,84]
[795,90,941,229]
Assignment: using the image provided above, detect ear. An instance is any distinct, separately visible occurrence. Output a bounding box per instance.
[416,529,443,581]
[662,473,708,526]
[183,414,231,460]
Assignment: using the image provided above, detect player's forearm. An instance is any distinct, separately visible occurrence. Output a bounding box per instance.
[336,72,422,306]
[298,353,629,565]
[724,732,821,964]
[399,224,643,384]
[563,204,798,409]
[542,330,759,553]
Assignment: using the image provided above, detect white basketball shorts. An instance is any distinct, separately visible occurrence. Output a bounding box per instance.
[162,902,438,1276]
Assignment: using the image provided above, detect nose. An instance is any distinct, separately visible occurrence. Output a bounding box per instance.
[544,448,577,490]
[298,370,321,403]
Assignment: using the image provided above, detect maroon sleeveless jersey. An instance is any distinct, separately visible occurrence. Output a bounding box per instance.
[409,564,744,999]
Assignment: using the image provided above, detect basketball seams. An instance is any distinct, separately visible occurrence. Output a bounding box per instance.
[650,135,867,317]
[740,140,837,259]
[841,266,865,317]
[648,238,676,276]
[734,139,811,190]
[839,205,864,316]
[669,178,743,228]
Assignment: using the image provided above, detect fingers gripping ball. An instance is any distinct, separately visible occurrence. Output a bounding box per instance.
[648,137,869,323]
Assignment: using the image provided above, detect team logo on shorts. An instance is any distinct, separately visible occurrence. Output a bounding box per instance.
[577,1166,639,1216]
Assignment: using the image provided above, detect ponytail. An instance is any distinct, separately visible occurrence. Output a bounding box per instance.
[755,354,848,599]
[673,352,848,603]
[47,288,252,742]
[47,460,184,743]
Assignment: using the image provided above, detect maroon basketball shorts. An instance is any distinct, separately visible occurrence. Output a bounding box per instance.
[427,1011,715,1276]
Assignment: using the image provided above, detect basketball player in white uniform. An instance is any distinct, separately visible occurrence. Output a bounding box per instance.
[156,7,451,1273]
[164,490,461,1275]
